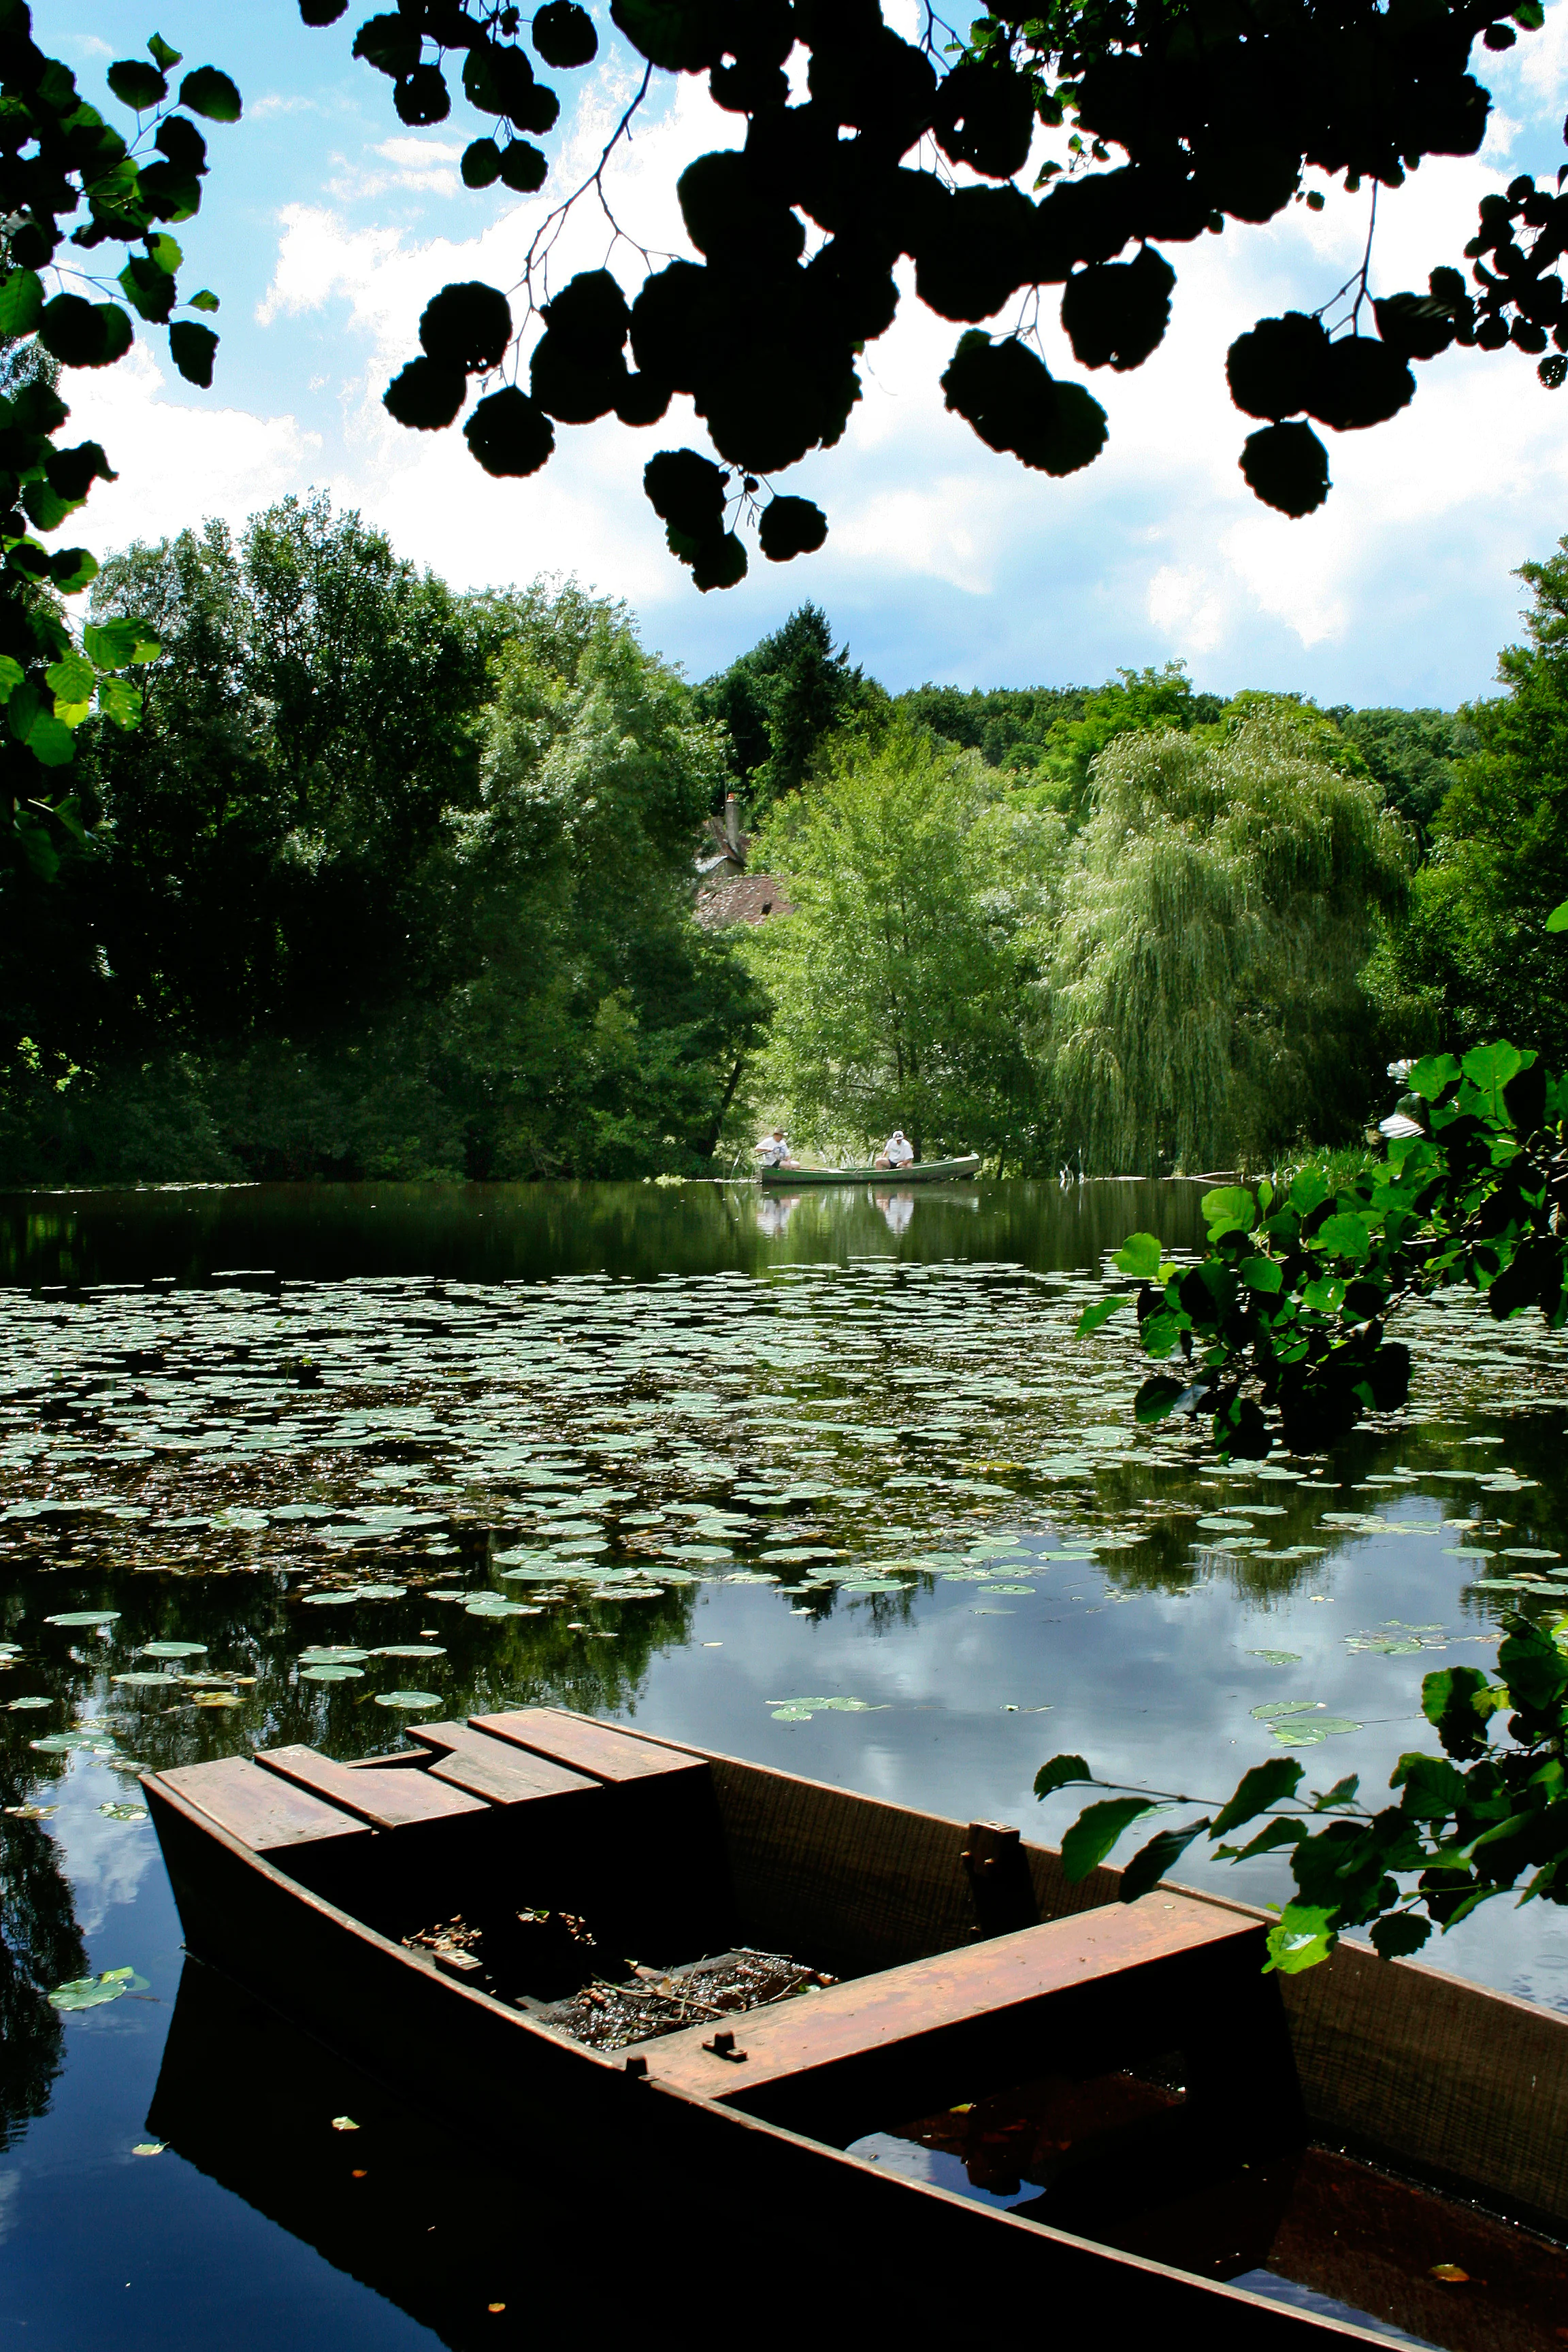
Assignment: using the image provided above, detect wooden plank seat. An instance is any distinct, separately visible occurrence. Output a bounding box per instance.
[470,1708,709,1787]
[405,1721,600,1808]
[629,1893,1281,2138]
[154,1756,372,1857]
[255,1744,490,1830]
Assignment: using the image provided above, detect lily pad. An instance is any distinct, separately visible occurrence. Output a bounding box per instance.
[99,1802,146,1820]
[7,1694,54,1709]
[49,1967,148,2011]
[299,1665,363,1682]
[140,1642,208,1660]
[373,1644,446,1659]
[44,1611,120,1629]
[1246,1650,1301,1665]
[374,1689,442,1709]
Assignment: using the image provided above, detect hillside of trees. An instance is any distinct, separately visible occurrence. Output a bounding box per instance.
[2,496,1561,1186]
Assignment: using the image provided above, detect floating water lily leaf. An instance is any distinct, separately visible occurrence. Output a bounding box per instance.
[110,1673,176,1689]
[7,1694,53,1709]
[373,1644,446,1659]
[299,1646,370,1665]
[140,1642,207,1659]
[300,1665,363,1682]
[99,1802,146,1820]
[374,1689,442,1708]
[1247,1650,1301,1665]
[44,1611,120,1628]
[49,1967,148,2011]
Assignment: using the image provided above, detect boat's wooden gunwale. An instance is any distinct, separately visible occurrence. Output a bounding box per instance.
[144,1710,1568,2242]
[758,1154,981,1188]
[138,1767,1384,2347]
[530,1710,1568,2236]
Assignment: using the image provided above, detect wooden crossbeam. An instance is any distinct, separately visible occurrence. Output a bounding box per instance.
[256,1744,490,1829]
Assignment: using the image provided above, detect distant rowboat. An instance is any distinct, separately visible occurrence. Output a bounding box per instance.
[759,1154,981,1188]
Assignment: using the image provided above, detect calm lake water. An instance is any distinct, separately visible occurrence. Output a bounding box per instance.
[2,1177,1565,2347]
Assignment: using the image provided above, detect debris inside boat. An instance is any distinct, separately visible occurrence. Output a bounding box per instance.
[401,1908,837,2050]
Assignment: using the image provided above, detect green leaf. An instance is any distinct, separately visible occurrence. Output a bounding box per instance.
[1369,1912,1432,1960]
[1075,1295,1123,1337]
[1202,1185,1255,1231]
[84,619,153,669]
[1209,1755,1304,1839]
[1407,1051,1461,1098]
[1513,0,1546,26]
[1111,1231,1162,1277]
[187,289,220,312]
[1117,1816,1211,1901]
[148,33,183,69]
[1288,1166,1330,1214]
[22,710,76,766]
[97,676,143,728]
[49,548,99,593]
[1390,1751,1468,1819]
[1310,1775,1360,1810]
[178,66,242,122]
[168,321,218,387]
[1315,1212,1371,1261]
[0,656,23,704]
[1033,1752,1094,1801]
[1239,1254,1283,1293]
[46,653,95,707]
[0,269,44,337]
[1263,1901,1337,1974]
[1215,1816,1305,1862]
[1061,1796,1156,1880]
[1460,1041,1524,1118]
[1133,1375,1183,1424]
[108,59,167,110]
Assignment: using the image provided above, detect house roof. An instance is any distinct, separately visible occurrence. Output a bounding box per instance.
[695,871,794,929]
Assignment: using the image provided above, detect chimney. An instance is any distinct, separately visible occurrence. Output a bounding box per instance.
[724,792,742,860]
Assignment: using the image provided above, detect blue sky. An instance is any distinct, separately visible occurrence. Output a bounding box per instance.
[37,0,1568,705]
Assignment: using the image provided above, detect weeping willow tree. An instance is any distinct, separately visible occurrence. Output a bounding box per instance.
[1051,704,1411,1174]
[747,723,1064,1166]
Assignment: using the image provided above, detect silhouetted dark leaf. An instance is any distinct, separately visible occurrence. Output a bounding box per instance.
[499,140,547,193]
[168,321,217,387]
[532,3,598,69]
[1307,336,1415,431]
[1239,419,1330,516]
[419,282,512,373]
[932,60,1035,180]
[395,66,451,126]
[1226,312,1330,421]
[462,138,502,189]
[178,65,242,121]
[541,271,631,364]
[758,496,828,562]
[941,333,1107,476]
[464,386,555,476]
[1061,246,1175,372]
[644,448,727,537]
[107,60,167,110]
[384,356,467,429]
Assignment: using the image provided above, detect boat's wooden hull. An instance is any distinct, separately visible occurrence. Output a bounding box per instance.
[759,1154,981,1188]
[142,1712,1568,2343]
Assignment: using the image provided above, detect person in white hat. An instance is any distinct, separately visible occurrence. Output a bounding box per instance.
[875,1129,915,1169]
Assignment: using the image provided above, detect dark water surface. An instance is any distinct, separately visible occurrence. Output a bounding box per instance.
[2,1177,1565,2348]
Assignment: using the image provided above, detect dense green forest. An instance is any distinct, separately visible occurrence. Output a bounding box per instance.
[1,494,1562,1185]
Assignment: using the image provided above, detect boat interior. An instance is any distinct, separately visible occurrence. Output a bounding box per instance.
[147,1705,1568,2351]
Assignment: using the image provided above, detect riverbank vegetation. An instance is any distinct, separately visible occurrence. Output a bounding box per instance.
[3,500,1564,1186]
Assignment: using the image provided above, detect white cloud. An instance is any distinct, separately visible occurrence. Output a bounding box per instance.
[59,344,321,552]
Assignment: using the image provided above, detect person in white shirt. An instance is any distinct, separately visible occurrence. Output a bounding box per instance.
[757,1128,799,1169]
[875,1129,915,1169]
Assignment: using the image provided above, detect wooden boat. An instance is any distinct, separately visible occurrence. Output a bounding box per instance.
[142,1710,1568,2345]
[759,1153,981,1188]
